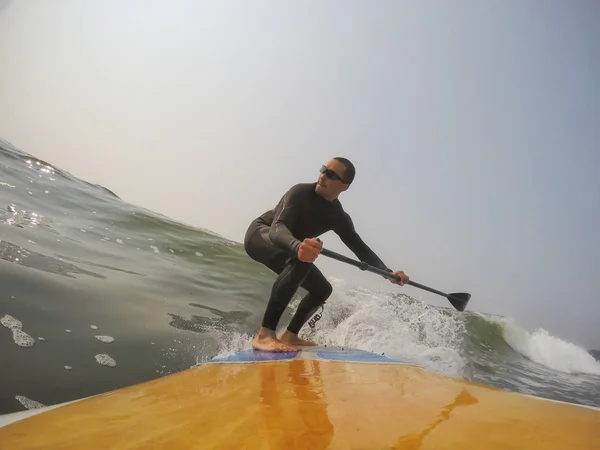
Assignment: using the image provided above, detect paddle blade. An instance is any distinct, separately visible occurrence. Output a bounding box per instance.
[448,293,471,311]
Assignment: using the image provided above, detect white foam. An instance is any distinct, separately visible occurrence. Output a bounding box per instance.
[11,329,35,347]
[95,354,116,367]
[38,337,45,341]
[297,278,466,377]
[195,331,253,366]
[95,335,114,343]
[169,249,174,254]
[15,396,45,410]
[211,331,252,362]
[150,245,160,253]
[503,321,600,375]
[65,329,71,333]
[195,252,203,257]
[116,239,123,244]
[1,315,22,329]
[1,315,35,347]
[64,366,72,370]
[90,325,98,330]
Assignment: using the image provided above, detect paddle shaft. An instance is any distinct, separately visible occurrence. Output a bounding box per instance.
[319,248,452,299]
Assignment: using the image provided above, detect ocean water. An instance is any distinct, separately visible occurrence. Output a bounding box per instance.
[1,138,599,415]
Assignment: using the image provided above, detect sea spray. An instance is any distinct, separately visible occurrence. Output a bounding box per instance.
[502,321,600,375]
[298,278,467,377]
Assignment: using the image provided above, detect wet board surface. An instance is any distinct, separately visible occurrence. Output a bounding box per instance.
[1,346,600,449]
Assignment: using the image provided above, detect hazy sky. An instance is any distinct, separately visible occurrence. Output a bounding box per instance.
[1,1,599,348]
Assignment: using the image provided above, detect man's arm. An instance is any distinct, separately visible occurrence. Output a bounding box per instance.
[268,184,305,255]
[334,212,392,273]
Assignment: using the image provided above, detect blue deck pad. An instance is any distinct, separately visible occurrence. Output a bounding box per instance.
[315,347,395,363]
[210,350,299,363]
[208,346,413,364]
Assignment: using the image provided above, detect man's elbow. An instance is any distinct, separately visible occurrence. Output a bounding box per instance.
[269,224,300,255]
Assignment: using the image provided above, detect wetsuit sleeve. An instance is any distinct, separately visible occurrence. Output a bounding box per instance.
[334,212,392,273]
[268,184,305,255]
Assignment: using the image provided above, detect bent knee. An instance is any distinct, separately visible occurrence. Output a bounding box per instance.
[316,281,333,302]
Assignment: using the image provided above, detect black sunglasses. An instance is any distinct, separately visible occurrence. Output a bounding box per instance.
[320,165,345,182]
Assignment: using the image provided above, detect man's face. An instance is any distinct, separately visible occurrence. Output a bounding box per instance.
[316,159,350,199]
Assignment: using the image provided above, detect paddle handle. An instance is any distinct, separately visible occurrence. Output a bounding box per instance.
[319,248,451,298]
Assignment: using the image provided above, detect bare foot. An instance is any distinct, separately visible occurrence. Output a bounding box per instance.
[252,328,298,352]
[280,330,318,347]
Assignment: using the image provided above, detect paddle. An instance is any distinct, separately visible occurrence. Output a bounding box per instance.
[318,247,471,312]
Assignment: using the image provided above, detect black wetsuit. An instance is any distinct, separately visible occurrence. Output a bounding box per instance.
[244,182,391,334]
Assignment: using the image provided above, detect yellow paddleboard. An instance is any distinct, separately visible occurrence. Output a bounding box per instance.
[1,346,599,449]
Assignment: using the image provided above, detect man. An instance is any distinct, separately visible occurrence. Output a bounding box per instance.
[243,157,409,352]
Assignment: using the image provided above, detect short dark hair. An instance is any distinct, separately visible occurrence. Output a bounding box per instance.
[333,157,356,184]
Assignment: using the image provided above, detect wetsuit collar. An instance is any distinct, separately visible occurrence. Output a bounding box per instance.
[313,182,339,203]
